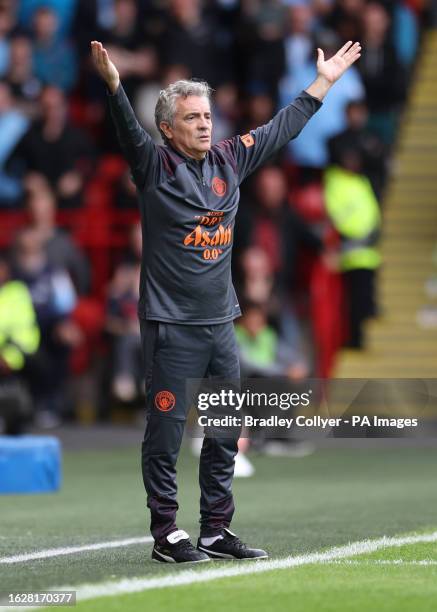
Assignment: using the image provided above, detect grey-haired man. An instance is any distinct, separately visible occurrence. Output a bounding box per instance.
[91,39,361,563]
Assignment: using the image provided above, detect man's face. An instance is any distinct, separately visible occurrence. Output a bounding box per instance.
[256,167,287,213]
[347,103,368,129]
[40,86,66,123]
[161,95,212,160]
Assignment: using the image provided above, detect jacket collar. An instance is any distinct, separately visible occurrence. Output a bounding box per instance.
[166,142,208,165]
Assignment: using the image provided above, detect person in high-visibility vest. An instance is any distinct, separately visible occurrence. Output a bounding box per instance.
[0,253,40,433]
[324,158,381,348]
[0,254,40,373]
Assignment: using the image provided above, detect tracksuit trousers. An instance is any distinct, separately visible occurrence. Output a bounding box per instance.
[140,319,240,545]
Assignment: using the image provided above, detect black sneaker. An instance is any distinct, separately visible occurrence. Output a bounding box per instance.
[197,528,268,560]
[152,530,210,564]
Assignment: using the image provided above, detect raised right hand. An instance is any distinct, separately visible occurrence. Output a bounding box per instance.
[91,40,120,94]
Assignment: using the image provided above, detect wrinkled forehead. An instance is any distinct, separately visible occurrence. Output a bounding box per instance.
[174,95,211,117]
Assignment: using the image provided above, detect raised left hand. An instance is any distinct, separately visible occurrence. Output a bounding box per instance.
[317,41,361,84]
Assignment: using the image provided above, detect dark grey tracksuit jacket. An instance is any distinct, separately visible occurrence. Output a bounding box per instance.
[108,84,321,542]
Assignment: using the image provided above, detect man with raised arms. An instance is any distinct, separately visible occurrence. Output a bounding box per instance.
[91,39,361,563]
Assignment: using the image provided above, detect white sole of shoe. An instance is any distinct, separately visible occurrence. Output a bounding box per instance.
[198,546,269,561]
[151,558,211,564]
[152,550,211,564]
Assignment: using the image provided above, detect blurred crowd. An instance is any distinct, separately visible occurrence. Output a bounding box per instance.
[0,0,430,430]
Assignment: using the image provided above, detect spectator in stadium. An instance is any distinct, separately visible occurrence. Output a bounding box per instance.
[0,80,29,206]
[0,5,14,78]
[328,99,388,199]
[236,166,323,351]
[358,1,406,143]
[11,85,95,207]
[238,86,275,136]
[235,299,312,459]
[280,29,364,170]
[236,246,276,311]
[105,222,141,402]
[17,0,77,38]
[0,253,39,372]
[252,166,322,292]
[83,0,158,152]
[235,300,308,380]
[0,252,39,434]
[25,184,90,294]
[100,0,157,100]
[392,1,419,68]
[5,36,42,118]
[31,6,78,92]
[211,83,239,143]
[236,0,286,99]
[154,0,235,88]
[324,150,381,349]
[10,227,82,425]
[283,3,315,77]
[325,0,365,43]
[73,0,115,58]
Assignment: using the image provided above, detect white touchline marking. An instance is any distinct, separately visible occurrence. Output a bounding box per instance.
[3,530,437,612]
[331,559,437,566]
[0,536,154,565]
[49,530,437,603]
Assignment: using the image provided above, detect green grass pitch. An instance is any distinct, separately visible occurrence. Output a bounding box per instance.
[1,444,437,611]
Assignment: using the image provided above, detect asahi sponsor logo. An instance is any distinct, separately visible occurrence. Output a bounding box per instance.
[184,211,233,260]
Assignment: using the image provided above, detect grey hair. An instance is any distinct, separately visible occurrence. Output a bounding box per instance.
[154,79,213,142]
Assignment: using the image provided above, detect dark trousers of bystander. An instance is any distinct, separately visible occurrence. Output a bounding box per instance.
[344,268,377,349]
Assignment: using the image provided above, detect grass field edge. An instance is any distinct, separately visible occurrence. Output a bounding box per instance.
[11,527,436,612]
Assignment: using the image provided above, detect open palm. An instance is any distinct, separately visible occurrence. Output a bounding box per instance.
[317,41,361,84]
[91,40,120,92]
